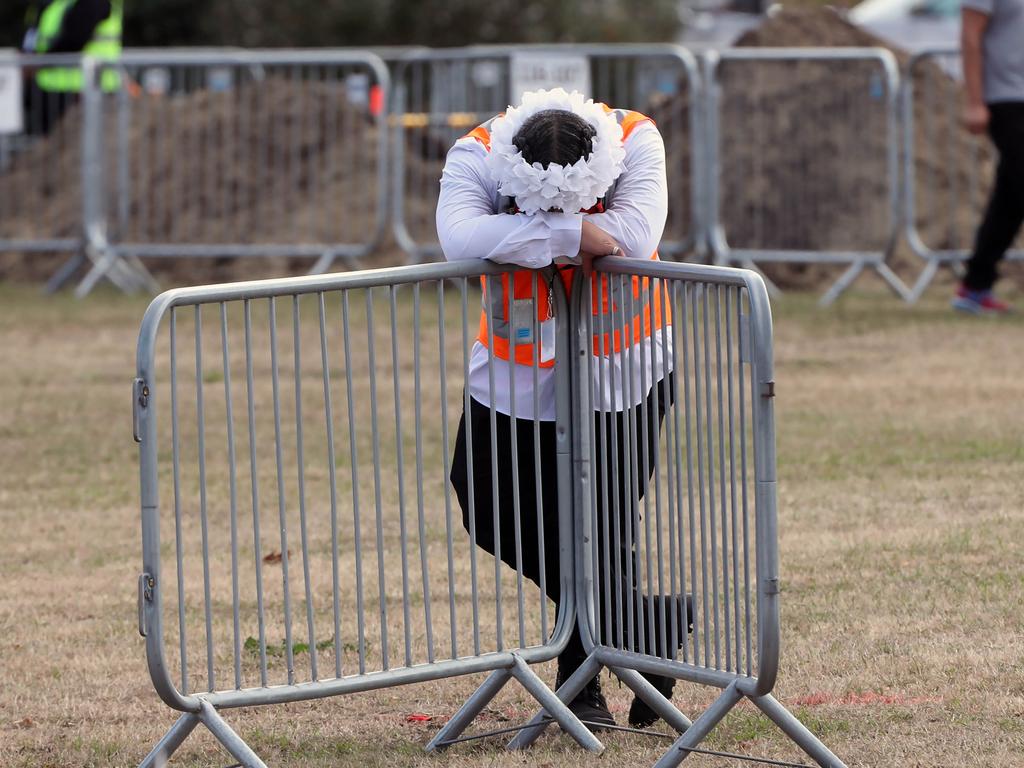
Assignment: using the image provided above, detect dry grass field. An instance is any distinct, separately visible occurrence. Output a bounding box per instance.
[0,278,1022,768]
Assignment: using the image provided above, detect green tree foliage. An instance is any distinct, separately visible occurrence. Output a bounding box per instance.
[4,0,681,49]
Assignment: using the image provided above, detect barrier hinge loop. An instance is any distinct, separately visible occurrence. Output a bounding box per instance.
[132,377,149,443]
[760,380,775,398]
[138,572,155,637]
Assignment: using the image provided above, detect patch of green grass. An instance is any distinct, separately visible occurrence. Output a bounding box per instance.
[243,636,362,658]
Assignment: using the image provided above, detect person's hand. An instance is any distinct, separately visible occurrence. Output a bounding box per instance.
[963,103,989,135]
[580,219,622,258]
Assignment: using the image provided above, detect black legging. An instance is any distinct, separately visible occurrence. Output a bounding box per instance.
[964,101,1024,291]
[450,376,685,666]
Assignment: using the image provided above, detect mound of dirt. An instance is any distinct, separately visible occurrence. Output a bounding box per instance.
[735,5,887,47]
[657,7,1013,291]
[0,77,404,285]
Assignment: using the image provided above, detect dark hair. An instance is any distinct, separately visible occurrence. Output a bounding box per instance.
[512,109,596,169]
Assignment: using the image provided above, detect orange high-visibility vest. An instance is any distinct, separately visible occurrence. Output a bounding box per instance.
[467,106,669,368]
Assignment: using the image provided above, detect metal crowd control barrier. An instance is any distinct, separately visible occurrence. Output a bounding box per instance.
[500,257,845,767]
[132,260,607,766]
[76,50,391,297]
[0,53,87,276]
[135,257,845,766]
[391,45,704,262]
[705,48,910,306]
[902,48,1024,303]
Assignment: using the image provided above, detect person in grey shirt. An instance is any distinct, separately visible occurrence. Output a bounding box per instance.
[953,0,1024,313]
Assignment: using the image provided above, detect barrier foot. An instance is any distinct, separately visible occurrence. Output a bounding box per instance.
[509,654,604,754]
[198,700,269,768]
[125,254,162,293]
[74,249,137,297]
[425,667,513,753]
[874,262,912,303]
[75,248,158,298]
[818,262,864,307]
[750,693,848,768]
[137,711,200,768]
[44,253,87,294]
[652,681,742,768]
[907,259,940,304]
[309,250,339,275]
[506,652,602,751]
[609,665,693,734]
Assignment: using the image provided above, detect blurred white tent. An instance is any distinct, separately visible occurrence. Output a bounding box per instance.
[848,0,960,51]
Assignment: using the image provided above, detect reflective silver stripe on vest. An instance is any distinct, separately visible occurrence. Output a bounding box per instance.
[482,274,511,340]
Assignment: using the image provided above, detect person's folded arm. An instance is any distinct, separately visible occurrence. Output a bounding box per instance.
[584,123,668,259]
[436,140,583,268]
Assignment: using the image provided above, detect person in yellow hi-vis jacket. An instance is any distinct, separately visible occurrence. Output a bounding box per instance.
[22,0,122,135]
[438,88,691,733]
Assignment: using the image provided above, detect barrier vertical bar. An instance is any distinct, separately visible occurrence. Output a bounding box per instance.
[412,283,436,663]
[220,302,242,689]
[292,295,319,680]
[194,306,216,691]
[243,300,269,686]
[268,297,296,684]
[341,290,367,674]
[169,308,189,693]
[317,292,344,678]
[460,277,481,656]
[388,285,413,668]
[437,280,459,659]
[365,289,389,670]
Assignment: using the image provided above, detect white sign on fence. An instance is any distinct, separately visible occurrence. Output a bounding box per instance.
[510,52,590,103]
[0,66,24,134]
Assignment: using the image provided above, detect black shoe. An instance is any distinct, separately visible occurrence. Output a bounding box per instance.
[556,655,616,733]
[566,675,616,732]
[628,673,676,729]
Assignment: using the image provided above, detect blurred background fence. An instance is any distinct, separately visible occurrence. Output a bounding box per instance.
[1,42,1017,302]
[390,45,701,261]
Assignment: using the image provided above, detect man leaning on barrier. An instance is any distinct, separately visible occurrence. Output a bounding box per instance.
[954,0,1024,314]
[436,87,691,732]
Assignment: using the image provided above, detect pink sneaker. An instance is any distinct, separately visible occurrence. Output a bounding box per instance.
[952,284,1011,315]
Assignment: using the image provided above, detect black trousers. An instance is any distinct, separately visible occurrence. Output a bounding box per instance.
[23,82,78,137]
[450,376,684,667]
[964,102,1024,291]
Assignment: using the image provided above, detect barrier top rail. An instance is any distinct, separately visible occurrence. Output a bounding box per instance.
[712,46,900,68]
[0,51,85,64]
[394,42,701,61]
[114,48,394,67]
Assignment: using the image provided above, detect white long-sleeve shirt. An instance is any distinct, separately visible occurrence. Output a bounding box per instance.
[436,120,672,420]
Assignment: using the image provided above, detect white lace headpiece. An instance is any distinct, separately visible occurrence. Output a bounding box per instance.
[485,88,625,215]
